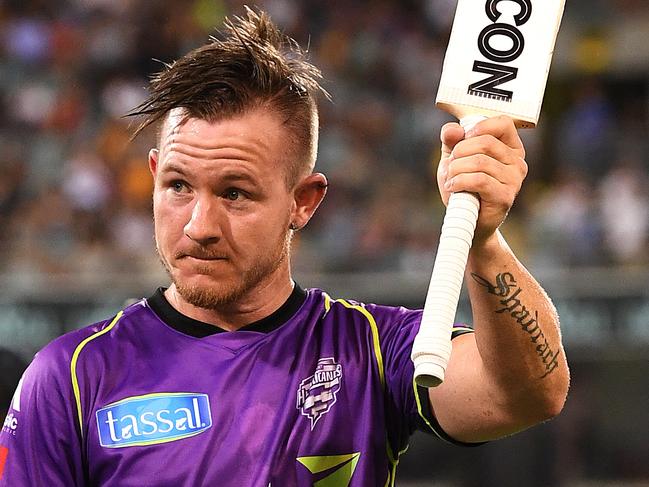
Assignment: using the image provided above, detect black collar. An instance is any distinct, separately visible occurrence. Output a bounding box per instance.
[147,284,307,338]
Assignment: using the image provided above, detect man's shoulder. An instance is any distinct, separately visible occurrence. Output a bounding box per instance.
[308,287,422,324]
[14,316,118,405]
[30,298,150,375]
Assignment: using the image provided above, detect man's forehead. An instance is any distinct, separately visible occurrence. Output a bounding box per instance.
[155,107,294,176]
[158,111,238,157]
[158,107,285,146]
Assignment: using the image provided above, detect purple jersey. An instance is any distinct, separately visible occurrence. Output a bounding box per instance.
[0,286,473,486]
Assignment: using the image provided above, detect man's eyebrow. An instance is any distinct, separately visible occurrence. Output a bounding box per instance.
[220,172,258,183]
[159,164,261,186]
[160,162,188,175]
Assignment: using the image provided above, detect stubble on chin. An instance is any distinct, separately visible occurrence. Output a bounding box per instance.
[175,275,253,309]
[156,231,293,310]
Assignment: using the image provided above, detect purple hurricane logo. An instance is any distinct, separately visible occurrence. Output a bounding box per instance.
[296,358,343,429]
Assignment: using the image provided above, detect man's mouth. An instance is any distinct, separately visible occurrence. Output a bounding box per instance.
[183,255,228,261]
[175,250,229,261]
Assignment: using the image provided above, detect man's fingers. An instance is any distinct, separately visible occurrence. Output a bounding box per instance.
[450,134,525,167]
[437,116,527,211]
[446,154,521,187]
[467,115,525,157]
[440,122,465,156]
[444,172,515,205]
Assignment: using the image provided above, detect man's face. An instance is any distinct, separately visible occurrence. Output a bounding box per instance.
[150,108,298,308]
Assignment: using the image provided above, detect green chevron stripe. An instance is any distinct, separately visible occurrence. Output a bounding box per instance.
[297,452,361,487]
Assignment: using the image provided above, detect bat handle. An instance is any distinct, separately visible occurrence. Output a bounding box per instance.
[411,115,486,388]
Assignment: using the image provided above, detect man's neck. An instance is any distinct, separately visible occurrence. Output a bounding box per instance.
[164,273,295,332]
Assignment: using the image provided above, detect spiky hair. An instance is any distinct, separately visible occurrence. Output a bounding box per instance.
[130,7,329,184]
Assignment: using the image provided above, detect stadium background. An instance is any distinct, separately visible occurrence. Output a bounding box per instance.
[1,0,648,485]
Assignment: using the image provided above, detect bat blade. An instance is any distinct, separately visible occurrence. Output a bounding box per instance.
[412,0,565,387]
[436,0,566,127]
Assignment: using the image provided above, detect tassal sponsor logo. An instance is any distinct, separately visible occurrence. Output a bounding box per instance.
[96,393,212,448]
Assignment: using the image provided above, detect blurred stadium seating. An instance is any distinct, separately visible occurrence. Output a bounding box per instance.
[1,0,648,485]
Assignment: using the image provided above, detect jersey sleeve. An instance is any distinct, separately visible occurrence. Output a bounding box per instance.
[369,304,477,450]
[0,341,86,486]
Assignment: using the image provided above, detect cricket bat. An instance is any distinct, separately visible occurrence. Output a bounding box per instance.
[411,0,566,387]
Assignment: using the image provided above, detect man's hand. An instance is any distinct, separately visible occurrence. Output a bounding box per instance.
[437,115,527,246]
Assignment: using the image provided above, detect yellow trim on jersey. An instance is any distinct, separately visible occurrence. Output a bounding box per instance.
[70,311,123,437]
[321,294,385,389]
[412,377,445,441]
[413,327,475,441]
[385,443,409,487]
[322,293,400,486]
[323,293,332,313]
[336,299,385,389]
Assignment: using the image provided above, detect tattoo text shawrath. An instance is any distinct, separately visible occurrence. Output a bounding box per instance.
[471,272,559,378]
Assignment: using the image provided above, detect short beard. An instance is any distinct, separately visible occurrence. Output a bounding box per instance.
[158,230,293,310]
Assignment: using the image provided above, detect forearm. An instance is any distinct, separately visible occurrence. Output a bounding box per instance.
[466,230,569,419]
[430,118,568,441]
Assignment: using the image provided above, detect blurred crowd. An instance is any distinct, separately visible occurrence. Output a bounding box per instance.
[1,0,648,284]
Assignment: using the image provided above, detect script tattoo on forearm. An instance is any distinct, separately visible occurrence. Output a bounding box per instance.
[471,272,560,378]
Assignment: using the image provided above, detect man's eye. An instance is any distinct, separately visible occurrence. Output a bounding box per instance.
[171,181,187,192]
[225,189,242,201]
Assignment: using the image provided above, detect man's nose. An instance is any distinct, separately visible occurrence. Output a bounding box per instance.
[184,197,222,244]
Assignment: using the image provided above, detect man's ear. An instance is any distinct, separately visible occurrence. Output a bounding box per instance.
[290,173,328,230]
[149,149,159,178]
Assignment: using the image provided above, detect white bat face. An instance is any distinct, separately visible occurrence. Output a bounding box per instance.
[436,0,566,127]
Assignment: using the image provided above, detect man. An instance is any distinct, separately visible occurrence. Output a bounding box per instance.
[0,8,569,486]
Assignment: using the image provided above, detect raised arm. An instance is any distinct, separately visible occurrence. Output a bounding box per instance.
[428,116,570,443]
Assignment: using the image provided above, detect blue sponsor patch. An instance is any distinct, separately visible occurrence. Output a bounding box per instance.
[96,393,212,448]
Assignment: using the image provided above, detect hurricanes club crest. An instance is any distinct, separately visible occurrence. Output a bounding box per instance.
[297,358,343,429]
